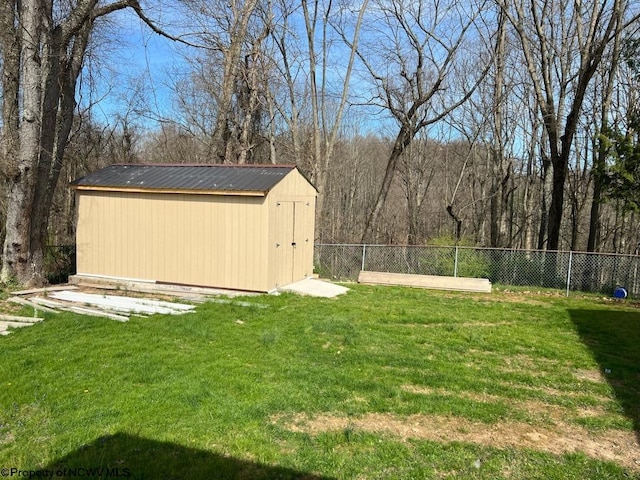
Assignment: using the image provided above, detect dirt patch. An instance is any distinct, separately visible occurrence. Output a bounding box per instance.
[273,411,640,472]
[574,369,608,384]
[444,291,557,306]
[402,385,503,404]
[400,384,610,423]
[402,321,515,328]
[505,353,561,369]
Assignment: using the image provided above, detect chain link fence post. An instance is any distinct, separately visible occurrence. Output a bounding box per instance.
[454,246,459,277]
[361,244,367,271]
[566,251,573,297]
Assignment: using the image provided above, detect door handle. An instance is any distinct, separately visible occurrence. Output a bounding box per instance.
[292,242,296,246]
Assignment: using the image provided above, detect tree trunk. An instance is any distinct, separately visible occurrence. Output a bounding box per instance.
[2,0,42,285]
[587,147,605,252]
[546,154,568,251]
[210,0,259,163]
[537,155,551,250]
[362,124,413,243]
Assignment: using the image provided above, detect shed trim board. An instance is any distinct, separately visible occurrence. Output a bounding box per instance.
[74,164,316,292]
[73,185,267,197]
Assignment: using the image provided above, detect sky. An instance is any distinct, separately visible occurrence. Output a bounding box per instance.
[86,7,190,128]
[81,1,484,141]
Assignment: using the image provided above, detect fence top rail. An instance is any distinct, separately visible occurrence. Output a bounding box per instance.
[314,244,640,259]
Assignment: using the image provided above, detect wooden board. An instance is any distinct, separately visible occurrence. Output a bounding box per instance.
[0,314,44,323]
[69,274,259,299]
[30,297,66,309]
[358,271,492,293]
[8,297,60,313]
[49,291,195,315]
[66,306,129,322]
[11,285,78,296]
[0,320,37,328]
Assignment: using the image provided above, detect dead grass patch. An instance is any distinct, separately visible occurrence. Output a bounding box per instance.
[402,321,515,328]
[273,411,640,472]
[574,369,607,384]
[401,385,611,424]
[401,385,503,404]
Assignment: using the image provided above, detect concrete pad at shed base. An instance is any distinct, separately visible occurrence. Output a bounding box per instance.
[278,278,349,298]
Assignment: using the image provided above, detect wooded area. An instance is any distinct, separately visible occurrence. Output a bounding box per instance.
[1,0,639,285]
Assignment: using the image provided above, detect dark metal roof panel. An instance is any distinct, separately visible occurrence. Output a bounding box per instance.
[70,164,299,192]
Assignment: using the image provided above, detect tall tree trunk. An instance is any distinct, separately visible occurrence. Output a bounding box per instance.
[210,0,259,163]
[587,18,624,252]
[537,153,551,250]
[2,0,42,284]
[362,124,413,243]
[587,142,606,252]
[546,154,568,250]
[489,10,508,248]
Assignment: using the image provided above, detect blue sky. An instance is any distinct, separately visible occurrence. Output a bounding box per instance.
[86,7,190,128]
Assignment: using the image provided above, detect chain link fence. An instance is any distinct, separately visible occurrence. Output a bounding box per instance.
[314,244,640,297]
[22,243,640,297]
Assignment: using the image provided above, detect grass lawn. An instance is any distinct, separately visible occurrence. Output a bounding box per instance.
[0,284,639,479]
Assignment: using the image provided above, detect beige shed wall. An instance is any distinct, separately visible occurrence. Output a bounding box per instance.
[76,190,270,291]
[266,169,317,289]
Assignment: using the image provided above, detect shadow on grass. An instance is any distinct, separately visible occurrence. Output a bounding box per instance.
[44,432,334,480]
[569,309,640,443]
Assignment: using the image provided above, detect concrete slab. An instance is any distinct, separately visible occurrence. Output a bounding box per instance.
[279,278,349,298]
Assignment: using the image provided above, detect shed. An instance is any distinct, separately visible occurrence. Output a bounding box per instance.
[71,163,317,292]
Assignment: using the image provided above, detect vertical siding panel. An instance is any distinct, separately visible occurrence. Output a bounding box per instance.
[200,196,210,286]
[160,195,171,281]
[244,198,253,287]
[148,194,158,280]
[178,194,189,283]
[104,194,113,276]
[103,193,112,276]
[193,196,202,284]
[127,193,138,278]
[170,195,179,282]
[80,194,88,273]
[90,193,99,275]
[245,197,254,289]
[142,195,152,279]
[177,194,186,283]
[223,198,232,287]
[238,198,248,288]
[127,194,136,278]
[229,199,235,287]
[200,196,208,284]
[75,193,86,273]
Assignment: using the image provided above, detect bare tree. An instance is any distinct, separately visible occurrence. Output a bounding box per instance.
[173,0,269,164]
[397,135,437,244]
[294,0,368,231]
[353,0,492,243]
[487,10,512,247]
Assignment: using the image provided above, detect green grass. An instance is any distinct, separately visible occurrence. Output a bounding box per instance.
[0,285,639,479]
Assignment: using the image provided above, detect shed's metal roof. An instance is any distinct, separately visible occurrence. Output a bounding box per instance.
[70,164,301,193]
